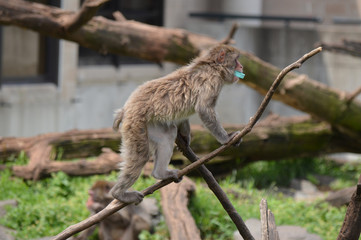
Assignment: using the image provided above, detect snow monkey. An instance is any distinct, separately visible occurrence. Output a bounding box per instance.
[111,44,244,204]
[75,180,158,240]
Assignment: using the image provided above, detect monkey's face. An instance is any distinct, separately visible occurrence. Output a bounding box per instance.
[87,180,115,209]
[215,46,244,83]
[223,52,243,83]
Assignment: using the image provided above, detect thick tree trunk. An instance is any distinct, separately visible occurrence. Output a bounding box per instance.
[337,175,361,240]
[1,116,360,180]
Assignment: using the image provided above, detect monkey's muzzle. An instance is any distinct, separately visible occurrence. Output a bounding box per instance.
[234,71,245,79]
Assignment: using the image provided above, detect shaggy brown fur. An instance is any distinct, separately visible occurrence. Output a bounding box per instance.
[111,44,243,203]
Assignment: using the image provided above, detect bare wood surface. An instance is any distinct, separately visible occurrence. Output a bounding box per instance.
[160,177,201,240]
[337,174,361,240]
[260,199,280,240]
[52,46,321,240]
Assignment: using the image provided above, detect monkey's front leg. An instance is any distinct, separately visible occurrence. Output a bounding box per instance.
[197,107,242,146]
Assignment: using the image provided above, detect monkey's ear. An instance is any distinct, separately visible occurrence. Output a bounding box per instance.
[216,50,226,64]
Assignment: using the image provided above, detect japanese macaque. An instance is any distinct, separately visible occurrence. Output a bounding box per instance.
[74,180,159,240]
[111,44,244,204]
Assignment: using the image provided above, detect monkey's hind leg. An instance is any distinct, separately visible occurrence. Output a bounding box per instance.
[148,123,182,183]
[111,130,149,204]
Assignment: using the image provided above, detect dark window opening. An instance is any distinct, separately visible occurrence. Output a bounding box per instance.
[0,0,60,87]
[78,0,164,67]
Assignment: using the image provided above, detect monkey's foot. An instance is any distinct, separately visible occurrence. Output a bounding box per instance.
[227,131,242,147]
[112,190,144,204]
[152,169,182,183]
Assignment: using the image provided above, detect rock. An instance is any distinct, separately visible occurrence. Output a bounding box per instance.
[291,179,318,193]
[233,218,262,240]
[233,219,322,240]
[277,226,322,240]
[290,179,324,202]
[0,225,16,240]
[0,200,18,218]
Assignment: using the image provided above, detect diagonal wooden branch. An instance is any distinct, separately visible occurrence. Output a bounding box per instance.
[52,47,322,240]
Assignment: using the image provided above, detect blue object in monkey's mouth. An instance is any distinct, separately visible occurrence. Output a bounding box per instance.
[234,71,245,79]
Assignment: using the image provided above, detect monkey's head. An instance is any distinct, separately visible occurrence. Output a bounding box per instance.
[87,180,115,209]
[207,44,244,83]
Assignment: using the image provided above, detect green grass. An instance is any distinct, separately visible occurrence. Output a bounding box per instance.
[0,168,162,239]
[234,157,361,190]
[189,179,346,240]
[1,156,359,240]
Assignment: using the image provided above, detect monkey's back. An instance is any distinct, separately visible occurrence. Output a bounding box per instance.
[122,68,197,125]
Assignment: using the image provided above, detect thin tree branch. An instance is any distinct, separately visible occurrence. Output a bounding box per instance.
[175,133,255,240]
[52,47,322,240]
[62,0,109,32]
[112,11,127,22]
[220,22,239,45]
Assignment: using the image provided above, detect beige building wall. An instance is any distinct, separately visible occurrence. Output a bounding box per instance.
[262,0,360,23]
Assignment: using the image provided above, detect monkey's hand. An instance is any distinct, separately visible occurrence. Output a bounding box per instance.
[226,131,242,147]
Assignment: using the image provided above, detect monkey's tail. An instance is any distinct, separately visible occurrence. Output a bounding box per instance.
[113,108,124,132]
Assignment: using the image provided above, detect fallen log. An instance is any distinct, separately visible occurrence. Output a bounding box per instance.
[160,177,201,240]
[1,116,360,180]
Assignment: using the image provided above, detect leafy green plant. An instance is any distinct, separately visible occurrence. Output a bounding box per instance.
[189,178,346,240]
[0,155,356,240]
